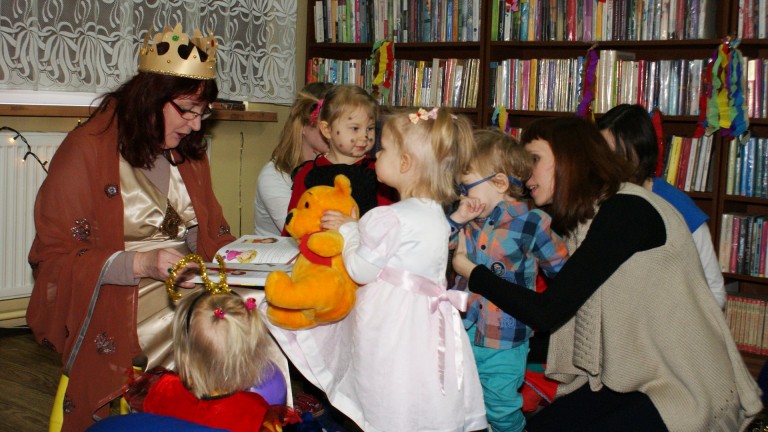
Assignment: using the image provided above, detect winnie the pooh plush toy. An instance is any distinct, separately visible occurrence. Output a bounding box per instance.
[264,175,358,330]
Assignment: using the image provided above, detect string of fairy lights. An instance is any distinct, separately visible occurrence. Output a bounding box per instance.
[0,126,49,173]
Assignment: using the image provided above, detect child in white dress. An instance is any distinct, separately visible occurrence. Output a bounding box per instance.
[265,107,488,432]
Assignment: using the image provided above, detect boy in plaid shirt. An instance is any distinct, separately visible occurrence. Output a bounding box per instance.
[449,128,568,432]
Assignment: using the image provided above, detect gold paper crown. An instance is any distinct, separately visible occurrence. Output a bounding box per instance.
[139,23,217,80]
[166,254,230,301]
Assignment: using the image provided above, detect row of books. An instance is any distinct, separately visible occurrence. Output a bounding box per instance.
[489,51,705,116]
[491,0,716,42]
[313,0,481,44]
[746,58,768,120]
[595,51,704,116]
[725,137,768,198]
[659,134,715,193]
[725,295,768,354]
[306,57,481,108]
[719,214,768,277]
[736,0,768,39]
[388,58,481,108]
[306,57,370,88]
[489,57,585,113]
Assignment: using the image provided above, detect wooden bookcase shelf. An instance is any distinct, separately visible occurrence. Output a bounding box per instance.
[307,1,768,375]
[0,104,277,122]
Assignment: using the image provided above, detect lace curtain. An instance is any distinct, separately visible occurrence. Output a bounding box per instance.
[0,0,296,104]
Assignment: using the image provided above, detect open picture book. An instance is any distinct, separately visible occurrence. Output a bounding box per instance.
[189,235,299,286]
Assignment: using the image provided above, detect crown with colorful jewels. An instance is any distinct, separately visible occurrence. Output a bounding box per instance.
[138,23,217,80]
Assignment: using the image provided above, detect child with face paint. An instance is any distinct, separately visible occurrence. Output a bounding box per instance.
[283,85,397,234]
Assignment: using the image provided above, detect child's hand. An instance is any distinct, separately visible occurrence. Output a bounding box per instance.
[450,197,486,224]
[320,209,357,231]
[452,234,477,280]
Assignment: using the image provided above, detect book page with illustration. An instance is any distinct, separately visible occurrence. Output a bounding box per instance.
[190,235,299,286]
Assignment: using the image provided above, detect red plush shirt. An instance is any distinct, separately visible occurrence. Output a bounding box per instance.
[144,373,268,432]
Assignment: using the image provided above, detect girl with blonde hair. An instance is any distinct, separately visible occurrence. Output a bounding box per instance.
[144,292,286,431]
[254,82,333,236]
[267,107,489,432]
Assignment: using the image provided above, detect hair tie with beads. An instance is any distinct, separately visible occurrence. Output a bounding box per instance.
[245,297,257,311]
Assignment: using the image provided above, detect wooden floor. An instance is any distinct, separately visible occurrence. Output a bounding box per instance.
[0,327,361,432]
[2,326,766,431]
[0,327,60,431]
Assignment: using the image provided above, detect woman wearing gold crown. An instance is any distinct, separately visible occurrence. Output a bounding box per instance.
[25,24,236,432]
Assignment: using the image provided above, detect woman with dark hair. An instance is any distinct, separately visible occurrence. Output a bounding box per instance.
[452,115,762,431]
[598,104,725,308]
[26,24,235,432]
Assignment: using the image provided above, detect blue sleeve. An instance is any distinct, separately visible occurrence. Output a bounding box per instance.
[651,178,708,232]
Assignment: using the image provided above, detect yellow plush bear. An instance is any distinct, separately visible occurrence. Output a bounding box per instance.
[264,175,358,330]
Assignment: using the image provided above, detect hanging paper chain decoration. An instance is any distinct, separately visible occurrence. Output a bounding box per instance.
[715,43,731,133]
[491,106,500,129]
[694,38,749,140]
[499,106,509,133]
[371,40,394,102]
[491,106,512,134]
[576,47,599,120]
[728,46,748,137]
[693,50,716,138]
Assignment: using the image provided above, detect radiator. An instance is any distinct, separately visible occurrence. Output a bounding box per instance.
[0,132,65,300]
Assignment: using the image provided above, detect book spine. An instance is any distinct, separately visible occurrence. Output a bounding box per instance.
[752,217,764,277]
[720,213,734,272]
[657,0,668,39]
[739,216,752,274]
[684,137,699,191]
[755,138,765,198]
[760,300,768,355]
[675,137,692,189]
[665,135,683,185]
[763,137,768,198]
[529,59,538,110]
[726,138,737,194]
[760,216,768,277]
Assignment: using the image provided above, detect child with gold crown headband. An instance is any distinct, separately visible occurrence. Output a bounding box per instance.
[27,23,236,432]
[266,107,489,431]
[142,258,294,431]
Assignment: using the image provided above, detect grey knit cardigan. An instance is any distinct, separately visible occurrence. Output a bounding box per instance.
[547,183,763,431]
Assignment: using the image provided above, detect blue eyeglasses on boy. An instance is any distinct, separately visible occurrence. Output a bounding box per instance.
[456,173,524,196]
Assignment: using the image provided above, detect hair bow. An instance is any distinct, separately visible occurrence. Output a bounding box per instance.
[408,107,439,124]
[309,99,324,126]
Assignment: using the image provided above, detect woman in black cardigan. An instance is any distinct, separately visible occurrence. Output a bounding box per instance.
[452,116,761,431]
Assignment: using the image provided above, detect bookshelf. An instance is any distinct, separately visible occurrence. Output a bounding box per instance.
[307,0,768,375]
[719,4,768,375]
[305,2,487,125]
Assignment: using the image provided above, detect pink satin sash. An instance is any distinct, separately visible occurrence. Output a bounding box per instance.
[379,266,468,394]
